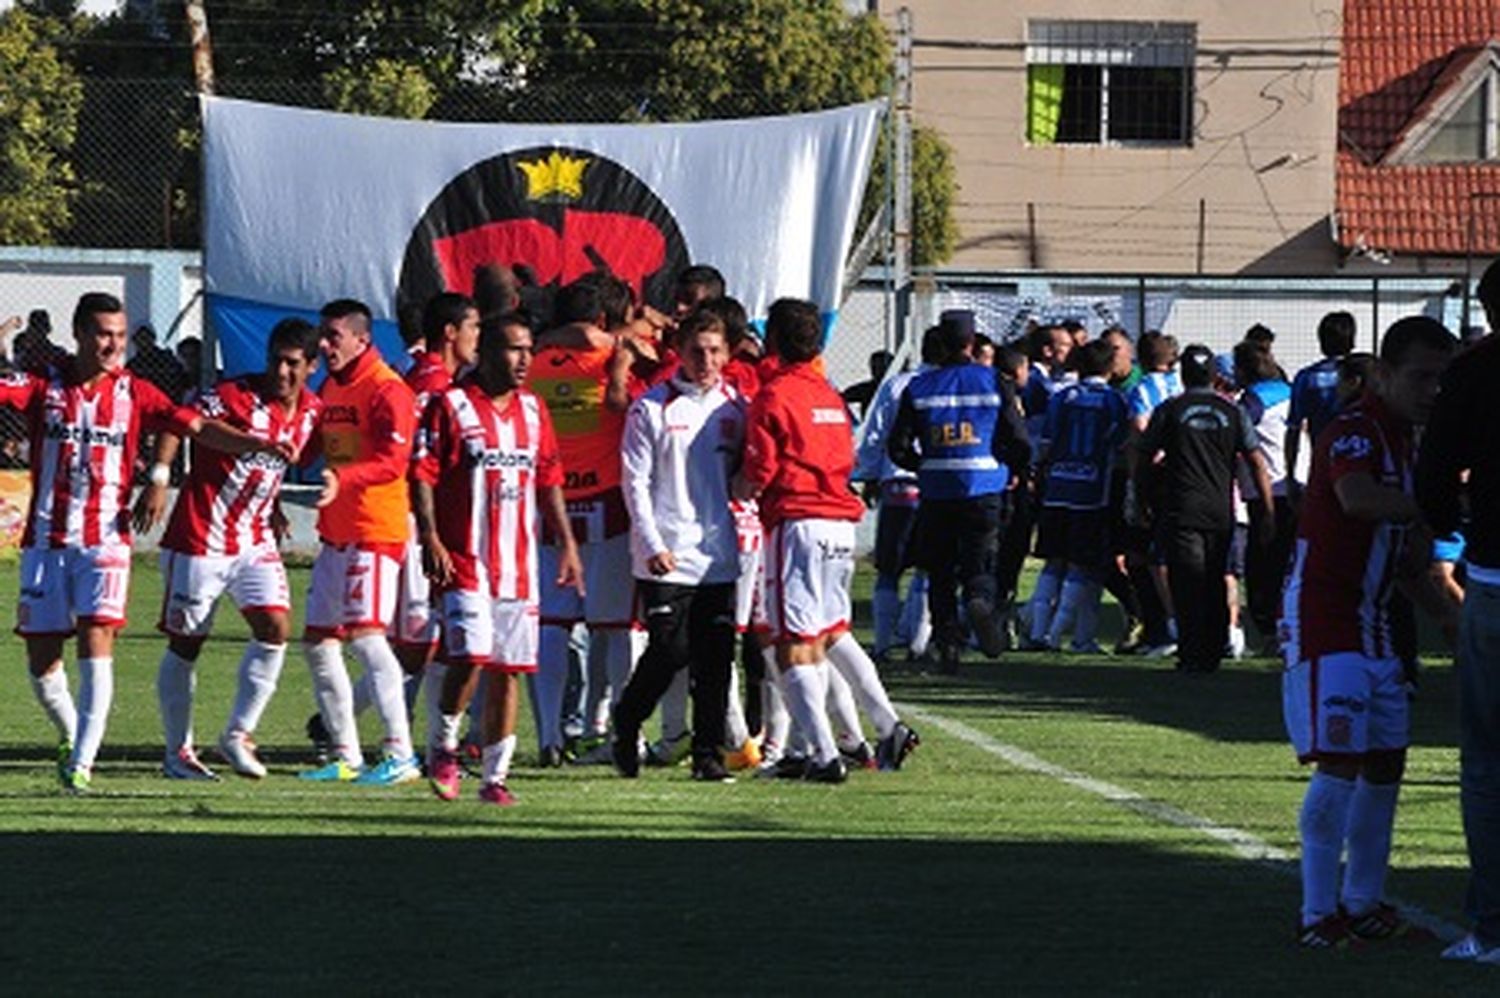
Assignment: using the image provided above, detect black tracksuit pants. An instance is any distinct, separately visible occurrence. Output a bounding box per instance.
[1165,523,1231,672]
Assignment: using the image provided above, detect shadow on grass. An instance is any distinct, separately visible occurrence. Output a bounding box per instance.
[888,656,1460,751]
[0,834,1481,995]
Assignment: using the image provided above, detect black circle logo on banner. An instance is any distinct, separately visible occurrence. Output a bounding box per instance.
[397,146,691,323]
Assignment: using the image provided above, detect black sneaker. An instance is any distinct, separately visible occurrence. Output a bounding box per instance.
[538,744,564,769]
[840,741,877,771]
[967,598,1005,659]
[612,735,640,779]
[773,754,811,780]
[691,756,735,783]
[304,712,330,765]
[804,757,848,784]
[875,721,920,771]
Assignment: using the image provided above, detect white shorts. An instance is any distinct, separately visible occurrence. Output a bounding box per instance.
[1282,652,1410,763]
[761,519,856,644]
[539,533,634,629]
[16,544,131,635]
[391,534,438,648]
[441,587,539,674]
[304,541,403,639]
[157,546,290,638]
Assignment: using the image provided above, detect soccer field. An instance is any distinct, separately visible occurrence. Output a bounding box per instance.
[0,560,1488,994]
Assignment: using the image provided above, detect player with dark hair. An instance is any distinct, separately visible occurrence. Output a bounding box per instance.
[1282,315,1457,947]
[0,292,293,792]
[1233,339,1295,653]
[673,264,726,317]
[1287,311,1358,503]
[135,317,324,779]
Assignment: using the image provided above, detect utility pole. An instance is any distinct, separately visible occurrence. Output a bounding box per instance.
[891,6,914,353]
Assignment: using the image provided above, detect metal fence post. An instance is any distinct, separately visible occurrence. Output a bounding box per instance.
[892,6,914,352]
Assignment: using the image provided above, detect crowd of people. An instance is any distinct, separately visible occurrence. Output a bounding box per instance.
[2,258,1499,962]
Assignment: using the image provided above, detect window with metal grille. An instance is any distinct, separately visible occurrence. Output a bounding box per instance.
[1026,20,1195,147]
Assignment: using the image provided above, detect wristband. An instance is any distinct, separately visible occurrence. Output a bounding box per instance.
[149,463,171,487]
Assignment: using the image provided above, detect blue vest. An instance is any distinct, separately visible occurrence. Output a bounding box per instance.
[906,363,1009,500]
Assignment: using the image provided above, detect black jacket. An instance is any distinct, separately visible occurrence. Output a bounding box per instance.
[1416,335,1500,570]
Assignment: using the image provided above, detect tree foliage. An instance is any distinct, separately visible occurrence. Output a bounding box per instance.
[0,9,84,244]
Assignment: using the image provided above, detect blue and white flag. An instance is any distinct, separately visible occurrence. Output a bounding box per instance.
[201,95,884,375]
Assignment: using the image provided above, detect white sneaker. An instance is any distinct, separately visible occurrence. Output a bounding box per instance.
[217,731,267,779]
[1441,933,1500,963]
[1227,626,1247,660]
[163,746,220,781]
[1143,642,1178,658]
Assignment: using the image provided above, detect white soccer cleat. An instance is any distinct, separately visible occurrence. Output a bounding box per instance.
[217,731,268,780]
[163,746,220,781]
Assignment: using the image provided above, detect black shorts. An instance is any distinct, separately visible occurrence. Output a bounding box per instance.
[1034,506,1113,569]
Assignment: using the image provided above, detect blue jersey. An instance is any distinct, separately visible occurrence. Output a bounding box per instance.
[1290,357,1343,443]
[1040,377,1128,510]
[1433,530,1467,564]
[1023,362,1071,464]
[1127,369,1182,421]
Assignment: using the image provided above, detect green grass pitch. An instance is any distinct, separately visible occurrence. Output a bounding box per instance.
[0,559,1490,994]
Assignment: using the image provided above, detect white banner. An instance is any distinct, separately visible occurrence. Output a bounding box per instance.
[202,96,883,373]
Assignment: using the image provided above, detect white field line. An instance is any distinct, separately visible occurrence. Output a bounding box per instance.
[897,701,1467,943]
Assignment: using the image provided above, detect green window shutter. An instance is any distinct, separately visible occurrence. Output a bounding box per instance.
[1027,64,1065,145]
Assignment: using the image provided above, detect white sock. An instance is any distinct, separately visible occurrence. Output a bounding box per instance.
[1299,771,1356,926]
[1071,580,1104,649]
[1048,575,1086,648]
[72,657,114,772]
[905,573,932,655]
[584,630,610,730]
[305,641,362,767]
[762,647,790,750]
[872,583,901,653]
[30,669,77,744]
[536,625,570,750]
[156,649,196,755]
[422,662,449,752]
[482,734,517,785]
[724,658,750,748]
[349,634,413,760]
[660,668,690,742]
[602,628,636,711]
[1029,564,1064,642]
[227,640,285,737]
[782,664,838,765]
[826,633,898,739]
[438,714,462,753]
[351,672,373,716]
[825,663,863,744]
[1342,779,1401,915]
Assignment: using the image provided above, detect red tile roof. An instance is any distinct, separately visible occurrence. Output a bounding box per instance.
[1338,0,1500,254]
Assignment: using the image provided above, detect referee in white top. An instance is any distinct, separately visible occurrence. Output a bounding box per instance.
[612,310,747,782]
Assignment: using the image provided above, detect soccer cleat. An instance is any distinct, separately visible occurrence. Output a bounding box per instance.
[804,757,848,784]
[298,758,361,782]
[770,754,811,780]
[612,735,641,779]
[538,744,565,769]
[691,756,735,783]
[63,766,92,795]
[305,712,331,765]
[217,732,267,779]
[966,598,1005,659]
[1297,913,1361,950]
[1141,641,1178,659]
[1115,618,1146,656]
[566,733,607,763]
[875,721,920,772]
[840,741,878,771]
[724,738,763,771]
[477,782,516,806]
[163,747,220,781]
[354,753,421,786]
[428,749,462,801]
[1441,933,1500,963]
[644,731,692,768]
[1227,625,1247,660]
[1342,903,1438,943]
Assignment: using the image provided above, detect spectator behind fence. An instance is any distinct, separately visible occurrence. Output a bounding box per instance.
[842,348,894,421]
[128,324,189,402]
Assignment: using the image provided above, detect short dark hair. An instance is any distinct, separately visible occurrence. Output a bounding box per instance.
[479,310,533,356]
[1139,331,1179,371]
[552,277,606,326]
[678,309,727,342]
[1317,311,1356,357]
[1244,323,1275,346]
[1233,339,1280,384]
[1479,259,1500,330]
[267,317,319,362]
[1026,324,1057,362]
[995,345,1027,379]
[320,298,372,328]
[1180,344,1215,388]
[1073,339,1115,378]
[422,292,476,351]
[1338,351,1376,387]
[676,264,726,301]
[73,292,124,335]
[1059,319,1085,335]
[698,296,749,347]
[766,298,822,363]
[920,324,944,365]
[937,315,975,359]
[596,274,633,329]
[1379,316,1455,367]
[472,263,521,317]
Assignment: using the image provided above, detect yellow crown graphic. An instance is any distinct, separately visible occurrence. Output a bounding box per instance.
[517,151,590,201]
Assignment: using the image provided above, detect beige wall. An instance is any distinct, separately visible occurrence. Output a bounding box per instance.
[883,1,1342,274]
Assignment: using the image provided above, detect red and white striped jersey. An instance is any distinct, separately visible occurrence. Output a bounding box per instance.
[405,350,454,415]
[1281,394,1414,663]
[0,364,197,549]
[411,380,563,601]
[161,377,322,557]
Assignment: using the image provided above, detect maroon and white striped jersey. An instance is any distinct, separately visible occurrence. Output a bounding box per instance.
[405,349,454,416]
[0,364,197,549]
[411,380,563,601]
[161,377,321,557]
[1281,394,1414,663]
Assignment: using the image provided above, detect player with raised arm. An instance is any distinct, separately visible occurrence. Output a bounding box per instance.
[299,299,422,785]
[0,292,290,792]
[134,318,323,779]
[414,313,582,805]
